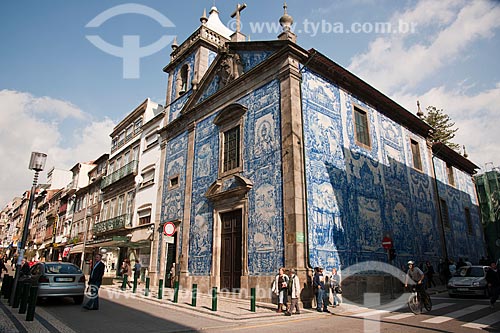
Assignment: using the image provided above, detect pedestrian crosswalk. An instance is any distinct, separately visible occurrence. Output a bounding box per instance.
[349,300,499,331]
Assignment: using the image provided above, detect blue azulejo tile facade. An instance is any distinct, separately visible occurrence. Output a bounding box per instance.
[301,69,484,272]
[186,80,284,275]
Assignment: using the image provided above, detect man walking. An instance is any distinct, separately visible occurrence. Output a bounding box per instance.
[84,253,105,310]
[485,261,500,309]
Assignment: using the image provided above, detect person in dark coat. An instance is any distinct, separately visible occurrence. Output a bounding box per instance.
[485,261,500,309]
[0,255,8,280]
[83,253,105,310]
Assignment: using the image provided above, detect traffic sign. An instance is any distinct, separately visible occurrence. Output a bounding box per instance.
[382,236,392,249]
[163,221,176,236]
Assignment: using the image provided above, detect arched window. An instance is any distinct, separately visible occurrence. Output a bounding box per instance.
[179,64,189,95]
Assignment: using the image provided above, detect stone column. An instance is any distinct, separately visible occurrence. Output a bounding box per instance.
[278,55,313,306]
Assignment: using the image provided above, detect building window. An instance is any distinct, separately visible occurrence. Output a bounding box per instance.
[410,139,423,171]
[117,195,125,216]
[446,163,455,186]
[440,198,450,228]
[145,133,159,150]
[223,126,240,172]
[141,167,155,187]
[465,207,473,235]
[353,106,371,148]
[180,64,189,95]
[169,175,179,189]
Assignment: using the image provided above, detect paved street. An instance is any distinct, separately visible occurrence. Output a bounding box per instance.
[2,276,500,333]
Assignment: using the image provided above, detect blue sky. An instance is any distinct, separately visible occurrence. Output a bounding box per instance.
[1,0,499,207]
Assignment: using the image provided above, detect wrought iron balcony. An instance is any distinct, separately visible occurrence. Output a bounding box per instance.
[93,214,130,234]
[101,160,138,189]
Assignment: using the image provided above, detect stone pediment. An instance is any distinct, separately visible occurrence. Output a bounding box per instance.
[205,174,253,202]
[196,49,244,105]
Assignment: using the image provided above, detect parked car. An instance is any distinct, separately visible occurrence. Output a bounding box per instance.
[447,265,489,298]
[23,262,86,304]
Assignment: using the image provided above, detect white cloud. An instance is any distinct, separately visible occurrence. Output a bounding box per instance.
[0,89,114,208]
[348,0,500,94]
[348,0,500,172]
[394,82,500,171]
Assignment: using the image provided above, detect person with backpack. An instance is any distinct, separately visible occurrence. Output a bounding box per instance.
[272,267,289,313]
[285,268,301,315]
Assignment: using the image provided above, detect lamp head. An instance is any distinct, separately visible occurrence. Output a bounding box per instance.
[28,152,47,172]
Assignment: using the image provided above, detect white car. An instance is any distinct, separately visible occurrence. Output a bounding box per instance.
[447,265,489,298]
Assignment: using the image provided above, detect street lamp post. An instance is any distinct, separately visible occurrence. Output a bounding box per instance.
[9,152,47,305]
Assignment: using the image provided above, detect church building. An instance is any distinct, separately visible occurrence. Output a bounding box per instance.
[151,4,485,300]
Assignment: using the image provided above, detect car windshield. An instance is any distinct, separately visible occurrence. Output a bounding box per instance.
[44,264,82,274]
[454,267,484,277]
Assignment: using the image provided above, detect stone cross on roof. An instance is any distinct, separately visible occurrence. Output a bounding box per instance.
[231,3,247,33]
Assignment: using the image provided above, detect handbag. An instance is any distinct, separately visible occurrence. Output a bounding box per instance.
[334,286,343,294]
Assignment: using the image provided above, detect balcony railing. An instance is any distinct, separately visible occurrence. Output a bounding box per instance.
[101,160,138,189]
[93,214,130,234]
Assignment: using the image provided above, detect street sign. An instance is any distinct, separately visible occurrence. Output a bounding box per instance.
[382,236,392,249]
[163,221,176,236]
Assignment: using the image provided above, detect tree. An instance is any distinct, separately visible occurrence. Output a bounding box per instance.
[423,106,460,151]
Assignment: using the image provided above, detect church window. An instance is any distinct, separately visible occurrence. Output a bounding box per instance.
[353,106,371,148]
[213,103,247,177]
[223,126,240,172]
[446,163,455,186]
[440,198,450,228]
[410,139,422,171]
[179,64,189,95]
[465,207,473,235]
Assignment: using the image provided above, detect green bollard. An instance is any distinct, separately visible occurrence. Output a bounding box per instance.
[145,277,150,296]
[251,287,256,312]
[173,281,179,303]
[191,284,197,307]
[158,279,163,299]
[12,282,22,308]
[211,287,217,311]
[19,282,31,314]
[133,274,138,293]
[121,274,128,291]
[26,286,38,321]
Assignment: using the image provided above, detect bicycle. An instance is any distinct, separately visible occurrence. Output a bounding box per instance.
[407,286,432,314]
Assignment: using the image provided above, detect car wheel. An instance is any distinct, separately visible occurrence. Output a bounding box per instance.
[73,296,84,305]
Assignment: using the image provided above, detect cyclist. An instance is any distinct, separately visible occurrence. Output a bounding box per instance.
[405,260,425,294]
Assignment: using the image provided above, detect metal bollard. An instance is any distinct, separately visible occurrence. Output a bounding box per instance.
[121,274,128,291]
[158,279,163,299]
[145,277,150,296]
[133,275,138,293]
[4,275,13,299]
[191,284,197,307]
[26,286,38,321]
[12,282,22,308]
[251,287,256,312]
[173,281,179,303]
[19,282,31,314]
[211,287,217,311]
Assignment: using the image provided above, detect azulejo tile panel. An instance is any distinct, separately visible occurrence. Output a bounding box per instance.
[187,80,283,275]
[301,69,483,272]
[161,131,188,264]
[168,91,192,123]
[237,51,273,73]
